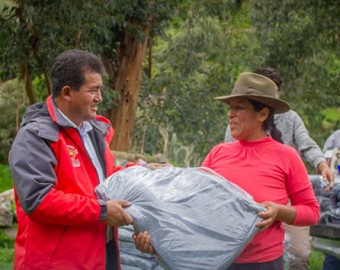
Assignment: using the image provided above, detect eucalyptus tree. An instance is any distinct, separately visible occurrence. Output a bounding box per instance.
[250,0,340,143]
[134,0,339,164]
[0,0,178,151]
[134,1,259,165]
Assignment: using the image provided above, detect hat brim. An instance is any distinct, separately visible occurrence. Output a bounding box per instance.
[214,94,290,114]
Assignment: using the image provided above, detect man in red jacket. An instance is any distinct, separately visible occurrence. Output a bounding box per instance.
[9,49,133,270]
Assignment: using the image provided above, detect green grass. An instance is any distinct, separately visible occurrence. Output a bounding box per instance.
[310,249,325,270]
[0,250,14,270]
[0,163,13,193]
[0,228,14,269]
[0,163,14,269]
[323,108,340,122]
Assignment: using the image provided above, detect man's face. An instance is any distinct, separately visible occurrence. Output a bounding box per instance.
[68,71,102,126]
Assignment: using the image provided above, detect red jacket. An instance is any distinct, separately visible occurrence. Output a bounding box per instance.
[9,96,122,269]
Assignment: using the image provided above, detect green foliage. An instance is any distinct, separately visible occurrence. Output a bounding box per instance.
[0,0,179,95]
[250,0,340,147]
[0,0,339,165]
[309,248,325,270]
[323,108,340,123]
[0,164,13,192]
[134,1,258,164]
[32,75,49,101]
[133,0,339,165]
[0,228,14,269]
[0,79,27,163]
[0,229,14,250]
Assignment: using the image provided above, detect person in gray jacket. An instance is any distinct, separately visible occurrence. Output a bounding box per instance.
[224,67,334,270]
[321,129,340,270]
[323,129,340,153]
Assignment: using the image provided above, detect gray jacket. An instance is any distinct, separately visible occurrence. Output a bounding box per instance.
[323,129,340,152]
[225,110,325,169]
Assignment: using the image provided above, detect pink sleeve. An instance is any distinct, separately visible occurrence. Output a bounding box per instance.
[286,149,320,226]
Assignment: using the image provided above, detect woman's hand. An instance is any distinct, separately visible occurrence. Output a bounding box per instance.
[256,202,278,231]
[132,231,155,254]
[256,201,296,231]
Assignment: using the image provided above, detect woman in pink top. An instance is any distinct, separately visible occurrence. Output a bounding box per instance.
[135,72,320,270]
[203,72,320,270]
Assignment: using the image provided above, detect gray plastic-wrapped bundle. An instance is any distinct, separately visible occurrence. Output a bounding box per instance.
[309,175,340,260]
[95,166,265,270]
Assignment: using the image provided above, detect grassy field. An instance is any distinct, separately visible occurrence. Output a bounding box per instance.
[0,227,14,270]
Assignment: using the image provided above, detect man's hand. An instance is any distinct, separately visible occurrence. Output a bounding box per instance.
[133,231,155,254]
[147,163,171,170]
[138,159,171,170]
[104,200,133,227]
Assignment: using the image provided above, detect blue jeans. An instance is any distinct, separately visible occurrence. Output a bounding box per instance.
[322,255,340,270]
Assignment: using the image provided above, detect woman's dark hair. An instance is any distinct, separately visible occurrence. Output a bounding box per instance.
[253,67,282,91]
[247,98,284,144]
[51,49,104,97]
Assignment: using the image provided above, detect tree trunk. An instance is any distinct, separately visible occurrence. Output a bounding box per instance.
[17,0,37,103]
[109,28,150,151]
[20,61,36,105]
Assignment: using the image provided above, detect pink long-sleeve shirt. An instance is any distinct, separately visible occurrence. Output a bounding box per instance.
[202,136,320,263]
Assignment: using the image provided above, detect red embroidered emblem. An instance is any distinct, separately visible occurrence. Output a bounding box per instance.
[67,145,80,167]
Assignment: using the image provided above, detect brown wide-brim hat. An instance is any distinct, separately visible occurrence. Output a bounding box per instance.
[214,72,290,114]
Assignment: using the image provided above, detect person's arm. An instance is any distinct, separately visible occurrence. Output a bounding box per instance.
[9,124,132,226]
[291,112,325,168]
[257,147,320,230]
[291,112,334,189]
[285,147,320,225]
[256,202,297,231]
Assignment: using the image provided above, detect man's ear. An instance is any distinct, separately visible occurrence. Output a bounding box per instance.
[60,86,72,102]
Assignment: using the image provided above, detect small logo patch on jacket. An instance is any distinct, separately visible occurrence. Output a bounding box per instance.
[67,145,80,167]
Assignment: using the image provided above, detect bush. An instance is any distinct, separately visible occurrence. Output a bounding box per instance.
[310,249,325,270]
[0,164,13,193]
[0,79,28,163]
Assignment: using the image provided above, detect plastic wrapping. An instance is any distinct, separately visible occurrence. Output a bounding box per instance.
[310,175,340,225]
[310,175,340,259]
[95,166,265,270]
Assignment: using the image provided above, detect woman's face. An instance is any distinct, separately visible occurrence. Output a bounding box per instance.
[227,98,268,141]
